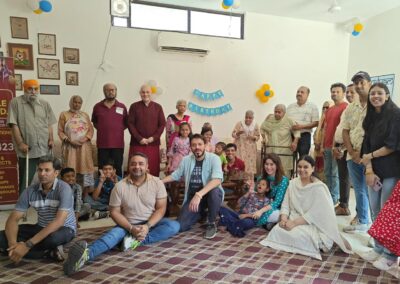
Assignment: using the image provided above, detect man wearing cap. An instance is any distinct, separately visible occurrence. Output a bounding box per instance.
[7,79,57,194]
[287,86,319,158]
[342,71,372,233]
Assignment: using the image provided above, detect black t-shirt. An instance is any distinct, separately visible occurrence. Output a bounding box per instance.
[188,159,204,197]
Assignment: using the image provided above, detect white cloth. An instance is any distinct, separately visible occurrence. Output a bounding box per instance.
[260,177,352,260]
[241,120,255,135]
[287,102,319,134]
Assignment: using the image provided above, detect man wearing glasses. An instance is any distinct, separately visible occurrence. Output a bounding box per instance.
[7,79,57,194]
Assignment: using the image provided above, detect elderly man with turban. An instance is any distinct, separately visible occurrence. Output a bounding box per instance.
[7,79,57,194]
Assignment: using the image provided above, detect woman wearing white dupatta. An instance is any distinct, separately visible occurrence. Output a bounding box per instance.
[260,155,352,260]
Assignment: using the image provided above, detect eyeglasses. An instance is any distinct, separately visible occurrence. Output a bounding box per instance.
[322,106,329,110]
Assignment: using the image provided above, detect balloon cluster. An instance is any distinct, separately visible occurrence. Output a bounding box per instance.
[147,80,163,95]
[221,0,240,10]
[256,84,275,103]
[352,22,363,36]
[28,0,52,14]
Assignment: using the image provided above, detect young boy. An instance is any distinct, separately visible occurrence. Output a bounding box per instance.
[84,161,121,219]
[215,141,228,173]
[60,168,91,228]
[219,179,271,237]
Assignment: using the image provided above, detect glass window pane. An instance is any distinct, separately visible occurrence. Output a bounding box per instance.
[113,17,128,27]
[190,11,242,39]
[130,3,188,32]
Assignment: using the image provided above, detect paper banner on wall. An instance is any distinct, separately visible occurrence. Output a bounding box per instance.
[371,74,395,98]
[193,89,224,101]
[188,102,232,116]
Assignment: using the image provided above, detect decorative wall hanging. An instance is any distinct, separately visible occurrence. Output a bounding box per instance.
[188,102,232,116]
[10,17,29,39]
[193,89,224,101]
[38,33,56,55]
[63,47,80,64]
[147,80,163,95]
[371,74,395,98]
[27,0,53,14]
[7,43,34,70]
[37,58,60,79]
[66,71,79,86]
[14,74,22,90]
[256,84,275,103]
[352,22,363,36]
[40,84,59,95]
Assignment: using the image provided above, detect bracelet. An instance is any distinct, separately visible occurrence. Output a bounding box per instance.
[195,192,202,199]
[371,151,375,158]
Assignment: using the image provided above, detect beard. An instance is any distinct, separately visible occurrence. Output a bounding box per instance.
[193,149,205,159]
[24,93,38,102]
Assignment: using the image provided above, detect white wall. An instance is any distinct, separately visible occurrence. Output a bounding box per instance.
[348,6,400,105]
[1,0,350,151]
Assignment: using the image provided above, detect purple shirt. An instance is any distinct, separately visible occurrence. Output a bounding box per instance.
[128,101,166,146]
[91,100,128,148]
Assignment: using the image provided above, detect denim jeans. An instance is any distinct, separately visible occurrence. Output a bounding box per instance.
[219,207,257,237]
[0,224,75,259]
[84,195,109,211]
[347,160,370,224]
[324,149,339,204]
[178,187,223,232]
[88,218,180,260]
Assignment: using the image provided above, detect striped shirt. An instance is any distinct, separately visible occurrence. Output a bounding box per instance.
[15,178,76,232]
[287,102,319,133]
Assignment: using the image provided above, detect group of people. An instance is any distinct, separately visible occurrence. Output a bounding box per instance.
[1,70,400,275]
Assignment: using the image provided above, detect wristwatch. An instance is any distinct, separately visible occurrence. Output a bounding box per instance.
[25,240,34,249]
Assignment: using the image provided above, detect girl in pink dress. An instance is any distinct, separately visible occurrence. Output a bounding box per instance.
[167,122,192,174]
[166,100,192,151]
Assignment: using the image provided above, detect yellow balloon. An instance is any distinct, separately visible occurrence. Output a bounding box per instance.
[354,23,363,32]
[262,84,270,90]
[151,86,157,94]
[34,9,43,14]
[269,90,275,97]
[256,89,264,97]
[260,96,268,103]
[222,3,230,9]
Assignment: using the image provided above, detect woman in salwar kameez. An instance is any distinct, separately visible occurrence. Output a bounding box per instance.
[260,155,352,260]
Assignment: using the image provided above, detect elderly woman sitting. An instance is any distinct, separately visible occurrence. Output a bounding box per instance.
[260,104,300,177]
[260,155,352,260]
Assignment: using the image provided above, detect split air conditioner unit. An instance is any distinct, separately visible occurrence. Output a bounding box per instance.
[157,32,210,57]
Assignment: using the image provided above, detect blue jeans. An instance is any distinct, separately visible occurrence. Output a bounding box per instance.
[178,187,223,232]
[347,160,370,224]
[219,207,257,237]
[88,218,180,260]
[324,149,339,204]
[84,195,109,211]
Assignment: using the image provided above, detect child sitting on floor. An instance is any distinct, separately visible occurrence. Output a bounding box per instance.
[60,167,91,228]
[219,179,271,237]
[215,141,228,173]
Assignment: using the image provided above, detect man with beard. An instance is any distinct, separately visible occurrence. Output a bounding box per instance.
[162,134,224,239]
[92,83,128,177]
[7,79,57,194]
[63,152,179,276]
[287,86,319,158]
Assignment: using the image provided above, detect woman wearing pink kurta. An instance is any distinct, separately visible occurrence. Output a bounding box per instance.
[232,110,260,176]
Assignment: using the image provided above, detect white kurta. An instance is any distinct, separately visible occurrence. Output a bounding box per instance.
[260,177,352,260]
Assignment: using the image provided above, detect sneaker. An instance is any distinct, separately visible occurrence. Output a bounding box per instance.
[49,245,66,262]
[335,206,351,216]
[93,211,109,220]
[63,241,90,276]
[120,235,141,252]
[204,223,217,239]
[373,256,399,271]
[343,221,368,233]
[350,215,358,225]
[360,249,381,262]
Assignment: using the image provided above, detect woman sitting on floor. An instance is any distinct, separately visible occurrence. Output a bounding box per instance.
[260,155,352,260]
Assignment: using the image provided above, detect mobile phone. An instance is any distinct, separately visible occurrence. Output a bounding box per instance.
[372,179,383,192]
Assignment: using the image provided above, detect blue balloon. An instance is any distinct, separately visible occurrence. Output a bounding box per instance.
[352,31,360,36]
[39,0,52,12]
[264,90,271,97]
[223,0,234,6]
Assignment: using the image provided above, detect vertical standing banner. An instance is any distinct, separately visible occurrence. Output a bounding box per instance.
[0,57,19,208]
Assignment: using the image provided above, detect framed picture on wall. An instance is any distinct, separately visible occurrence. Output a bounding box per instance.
[40,84,60,95]
[63,47,79,64]
[10,17,29,39]
[37,58,60,79]
[14,74,23,90]
[66,71,79,86]
[7,43,34,70]
[38,33,56,55]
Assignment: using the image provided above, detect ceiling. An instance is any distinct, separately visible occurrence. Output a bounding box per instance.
[138,0,400,23]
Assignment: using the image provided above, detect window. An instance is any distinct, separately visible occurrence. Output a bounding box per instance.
[111,1,244,39]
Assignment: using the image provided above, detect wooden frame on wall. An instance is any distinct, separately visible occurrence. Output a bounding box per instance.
[63,47,80,64]
[7,43,34,70]
[66,71,79,86]
[37,58,60,80]
[40,84,60,95]
[10,17,29,39]
[14,74,23,90]
[38,33,56,55]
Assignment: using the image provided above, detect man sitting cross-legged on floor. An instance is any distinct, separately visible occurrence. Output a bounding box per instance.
[0,156,76,263]
[64,152,180,276]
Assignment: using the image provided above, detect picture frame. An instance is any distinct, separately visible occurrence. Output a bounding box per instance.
[10,17,29,39]
[63,47,80,64]
[40,84,60,95]
[7,43,34,70]
[14,74,22,90]
[38,33,56,55]
[66,71,79,86]
[37,58,60,80]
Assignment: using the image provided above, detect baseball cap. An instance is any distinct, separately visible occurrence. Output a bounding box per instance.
[351,71,371,82]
